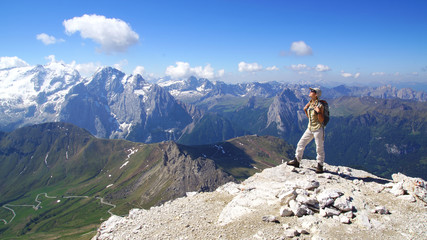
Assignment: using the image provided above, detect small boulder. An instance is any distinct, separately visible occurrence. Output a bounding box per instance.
[317,189,343,208]
[277,189,297,205]
[389,182,405,196]
[333,196,353,212]
[372,206,390,215]
[280,206,294,217]
[284,229,300,238]
[320,207,341,217]
[289,200,313,217]
[296,194,319,206]
[299,179,320,190]
[339,215,351,224]
[295,227,309,235]
[262,215,279,223]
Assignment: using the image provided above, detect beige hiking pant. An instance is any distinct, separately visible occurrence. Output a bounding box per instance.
[295,127,325,165]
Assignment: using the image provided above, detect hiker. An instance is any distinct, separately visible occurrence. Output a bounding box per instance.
[287,87,326,173]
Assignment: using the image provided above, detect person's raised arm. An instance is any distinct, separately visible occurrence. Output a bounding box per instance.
[303,102,310,117]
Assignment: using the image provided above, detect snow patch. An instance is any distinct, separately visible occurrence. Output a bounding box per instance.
[126,147,138,160]
[120,161,129,169]
[44,153,49,167]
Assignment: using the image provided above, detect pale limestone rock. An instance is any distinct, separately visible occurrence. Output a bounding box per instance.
[372,206,390,215]
[389,182,405,196]
[356,211,371,229]
[343,211,354,219]
[392,173,427,203]
[295,226,309,235]
[295,188,309,196]
[262,215,279,223]
[289,200,313,217]
[339,215,351,224]
[333,195,353,212]
[317,189,343,208]
[299,179,320,190]
[296,194,318,206]
[216,182,240,195]
[280,206,293,217]
[277,189,297,206]
[320,207,341,217]
[397,194,416,202]
[284,229,299,238]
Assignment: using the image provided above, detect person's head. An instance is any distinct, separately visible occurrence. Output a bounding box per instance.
[309,87,321,100]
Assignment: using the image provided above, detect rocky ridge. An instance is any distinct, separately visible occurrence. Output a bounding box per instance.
[92,160,427,239]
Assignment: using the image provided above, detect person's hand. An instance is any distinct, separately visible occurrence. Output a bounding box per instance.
[314,106,320,113]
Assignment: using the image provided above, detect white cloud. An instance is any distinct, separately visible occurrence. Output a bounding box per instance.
[315,64,331,72]
[289,64,310,71]
[371,72,386,76]
[341,72,352,78]
[45,55,57,63]
[290,41,313,56]
[341,71,360,78]
[165,62,223,79]
[266,66,279,71]
[238,62,263,72]
[63,14,139,53]
[191,64,215,79]
[36,33,64,45]
[0,56,30,69]
[217,69,225,77]
[133,66,145,76]
[113,59,128,71]
[166,62,191,78]
[71,61,101,78]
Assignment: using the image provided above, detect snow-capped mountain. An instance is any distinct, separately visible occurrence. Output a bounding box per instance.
[0,62,83,131]
[60,67,194,142]
[0,65,195,143]
[156,77,427,104]
[157,76,217,102]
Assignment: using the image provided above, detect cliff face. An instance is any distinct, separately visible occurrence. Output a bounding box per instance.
[103,141,235,208]
[93,160,427,240]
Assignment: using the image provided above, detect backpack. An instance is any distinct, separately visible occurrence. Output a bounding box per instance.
[319,100,330,126]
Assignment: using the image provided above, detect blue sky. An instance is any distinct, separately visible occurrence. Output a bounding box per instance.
[1,0,426,87]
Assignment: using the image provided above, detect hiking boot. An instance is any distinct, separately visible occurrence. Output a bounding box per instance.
[287,158,300,168]
[315,163,324,173]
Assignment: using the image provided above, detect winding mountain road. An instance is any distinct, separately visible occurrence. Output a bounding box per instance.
[1,193,116,224]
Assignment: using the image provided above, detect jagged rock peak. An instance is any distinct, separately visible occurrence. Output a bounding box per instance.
[88,67,125,93]
[93,160,426,239]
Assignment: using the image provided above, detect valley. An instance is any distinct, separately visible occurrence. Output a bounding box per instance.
[0,122,293,239]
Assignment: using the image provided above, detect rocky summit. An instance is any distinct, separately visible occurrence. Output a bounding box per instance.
[92,160,427,240]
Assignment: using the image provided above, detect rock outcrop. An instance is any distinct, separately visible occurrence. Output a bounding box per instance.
[92,160,426,239]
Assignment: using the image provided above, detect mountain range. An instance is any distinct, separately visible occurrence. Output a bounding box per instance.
[1,63,427,180]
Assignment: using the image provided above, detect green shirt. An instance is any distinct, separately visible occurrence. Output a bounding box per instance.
[307,100,323,131]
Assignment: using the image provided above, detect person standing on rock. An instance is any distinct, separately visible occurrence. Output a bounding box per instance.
[287,87,325,173]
